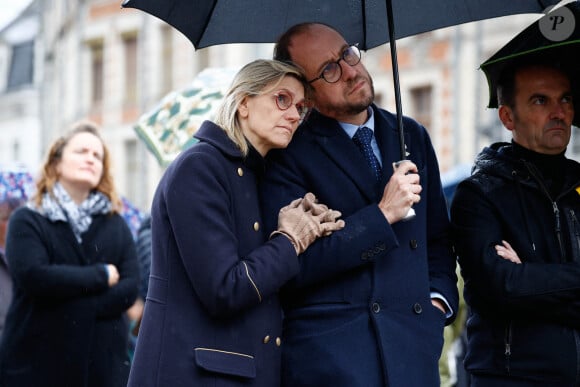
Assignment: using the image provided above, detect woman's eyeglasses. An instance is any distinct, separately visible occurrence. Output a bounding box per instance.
[272,90,310,122]
[308,44,361,84]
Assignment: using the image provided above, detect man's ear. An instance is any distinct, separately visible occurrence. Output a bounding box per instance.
[499,105,515,131]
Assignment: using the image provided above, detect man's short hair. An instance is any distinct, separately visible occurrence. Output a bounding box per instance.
[273,22,340,62]
[497,55,572,108]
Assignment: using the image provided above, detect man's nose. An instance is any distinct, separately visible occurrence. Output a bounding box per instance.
[551,102,568,119]
[339,59,357,80]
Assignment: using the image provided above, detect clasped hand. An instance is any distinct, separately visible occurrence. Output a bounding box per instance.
[272,192,345,254]
[379,160,422,224]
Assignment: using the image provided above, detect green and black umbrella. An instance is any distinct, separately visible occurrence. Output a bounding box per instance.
[481,1,580,126]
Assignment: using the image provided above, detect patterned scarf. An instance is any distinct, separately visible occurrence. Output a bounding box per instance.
[37,182,112,243]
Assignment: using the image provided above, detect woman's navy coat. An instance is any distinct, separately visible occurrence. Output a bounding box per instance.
[0,207,139,387]
[128,121,299,387]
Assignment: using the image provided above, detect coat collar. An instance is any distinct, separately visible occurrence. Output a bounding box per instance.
[475,142,580,197]
[195,120,266,174]
[195,120,244,159]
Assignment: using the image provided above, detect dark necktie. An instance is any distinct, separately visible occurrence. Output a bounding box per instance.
[352,126,382,182]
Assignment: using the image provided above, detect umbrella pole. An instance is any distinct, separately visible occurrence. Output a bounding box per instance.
[386,0,415,220]
[385,0,406,161]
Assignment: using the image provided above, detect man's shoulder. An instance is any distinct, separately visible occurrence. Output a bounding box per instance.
[565,157,580,176]
[457,166,506,198]
[373,106,425,130]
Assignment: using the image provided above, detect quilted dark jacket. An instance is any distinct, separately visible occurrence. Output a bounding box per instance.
[451,142,580,386]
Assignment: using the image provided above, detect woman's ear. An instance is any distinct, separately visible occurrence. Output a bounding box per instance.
[238,96,250,118]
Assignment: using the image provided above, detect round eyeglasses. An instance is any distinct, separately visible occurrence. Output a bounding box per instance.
[272,90,310,123]
[308,44,361,84]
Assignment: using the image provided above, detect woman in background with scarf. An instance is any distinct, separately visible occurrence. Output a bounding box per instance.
[0,121,139,387]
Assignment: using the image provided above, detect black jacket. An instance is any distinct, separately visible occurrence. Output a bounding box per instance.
[451,142,580,386]
[0,207,139,387]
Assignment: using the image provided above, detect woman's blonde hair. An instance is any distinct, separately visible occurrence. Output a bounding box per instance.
[213,59,308,156]
[33,120,121,212]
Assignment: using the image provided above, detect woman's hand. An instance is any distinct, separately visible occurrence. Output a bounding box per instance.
[271,193,345,254]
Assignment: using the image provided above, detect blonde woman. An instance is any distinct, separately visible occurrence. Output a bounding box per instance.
[128,59,344,387]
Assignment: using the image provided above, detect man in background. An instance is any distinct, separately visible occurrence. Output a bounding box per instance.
[451,59,580,386]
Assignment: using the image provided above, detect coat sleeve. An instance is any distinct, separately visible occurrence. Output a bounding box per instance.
[261,121,458,320]
[421,129,459,319]
[6,208,110,301]
[261,145,400,289]
[94,215,140,318]
[159,149,299,318]
[451,180,580,324]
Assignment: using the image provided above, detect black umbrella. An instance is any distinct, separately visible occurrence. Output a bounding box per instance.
[480,0,580,126]
[121,0,560,160]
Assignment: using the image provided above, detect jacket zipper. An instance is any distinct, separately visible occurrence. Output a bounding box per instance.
[523,162,566,260]
[575,329,580,386]
[504,322,512,374]
[553,203,566,260]
[570,210,580,262]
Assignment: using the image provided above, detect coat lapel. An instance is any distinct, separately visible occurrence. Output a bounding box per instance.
[306,110,380,201]
[373,106,406,185]
[305,105,412,201]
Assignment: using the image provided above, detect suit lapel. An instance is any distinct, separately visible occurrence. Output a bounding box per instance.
[306,110,379,201]
[373,106,412,188]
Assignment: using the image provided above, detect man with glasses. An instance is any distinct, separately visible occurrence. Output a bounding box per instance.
[260,23,458,387]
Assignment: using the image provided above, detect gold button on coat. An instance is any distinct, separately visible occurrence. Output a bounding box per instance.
[263,335,270,344]
[237,167,243,176]
[275,337,281,346]
[253,222,260,231]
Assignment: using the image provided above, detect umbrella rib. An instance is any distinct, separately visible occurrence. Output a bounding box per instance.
[361,0,367,48]
[481,39,580,68]
[196,0,220,48]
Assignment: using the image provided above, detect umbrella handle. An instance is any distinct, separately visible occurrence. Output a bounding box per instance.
[402,208,416,221]
[393,160,417,221]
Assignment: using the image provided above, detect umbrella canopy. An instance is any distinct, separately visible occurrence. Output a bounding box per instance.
[122,0,560,51]
[122,0,560,160]
[480,1,580,126]
[134,67,238,166]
